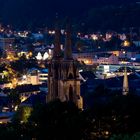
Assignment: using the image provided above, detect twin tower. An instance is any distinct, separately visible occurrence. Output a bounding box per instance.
[47,22,83,109]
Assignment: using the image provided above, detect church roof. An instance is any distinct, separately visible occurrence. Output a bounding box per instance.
[96,53,113,58]
[80,71,96,80]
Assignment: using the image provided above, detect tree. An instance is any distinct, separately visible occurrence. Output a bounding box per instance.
[12,106,33,124]
[8,89,21,110]
[29,100,91,140]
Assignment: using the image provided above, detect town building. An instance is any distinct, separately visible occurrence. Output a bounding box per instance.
[94,53,118,64]
[0,38,15,58]
[73,52,94,65]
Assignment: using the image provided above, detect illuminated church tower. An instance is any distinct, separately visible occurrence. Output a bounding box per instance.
[122,66,129,95]
[47,22,83,109]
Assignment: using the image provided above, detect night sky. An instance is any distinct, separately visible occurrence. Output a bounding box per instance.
[0,0,102,18]
[1,0,139,15]
[0,0,139,29]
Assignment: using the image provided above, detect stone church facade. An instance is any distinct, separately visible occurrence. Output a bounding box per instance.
[47,22,83,109]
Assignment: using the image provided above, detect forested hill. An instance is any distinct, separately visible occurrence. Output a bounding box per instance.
[0,0,140,30]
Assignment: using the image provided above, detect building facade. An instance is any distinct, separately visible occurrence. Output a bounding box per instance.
[0,38,15,57]
[94,53,119,64]
[47,22,83,109]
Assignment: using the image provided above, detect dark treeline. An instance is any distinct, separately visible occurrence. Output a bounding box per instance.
[1,92,140,140]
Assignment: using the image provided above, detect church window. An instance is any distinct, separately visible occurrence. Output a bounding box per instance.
[69,85,73,101]
[68,73,74,79]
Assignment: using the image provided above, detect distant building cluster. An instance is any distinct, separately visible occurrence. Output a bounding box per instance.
[0,22,139,123]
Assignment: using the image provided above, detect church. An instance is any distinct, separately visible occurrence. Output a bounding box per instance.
[47,22,83,109]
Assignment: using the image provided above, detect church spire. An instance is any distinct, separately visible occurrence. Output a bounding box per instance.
[122,66,129,95]
[53,18,61,58]
[64,21,73,60]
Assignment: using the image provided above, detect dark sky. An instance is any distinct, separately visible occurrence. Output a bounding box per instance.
[1,0,139,16]
[0,0,139,28]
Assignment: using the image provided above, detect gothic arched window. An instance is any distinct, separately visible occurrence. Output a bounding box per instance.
[69,85,73,101]
[68,73,74,79]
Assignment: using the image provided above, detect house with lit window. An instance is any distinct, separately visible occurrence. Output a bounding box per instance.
[73,52,94,65]
[18,68,48,86]
[94,53,118,64]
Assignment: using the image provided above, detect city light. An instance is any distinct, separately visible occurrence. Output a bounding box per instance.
[123,40,130,47]
[91,34,98,40]
[36,52,43,60]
